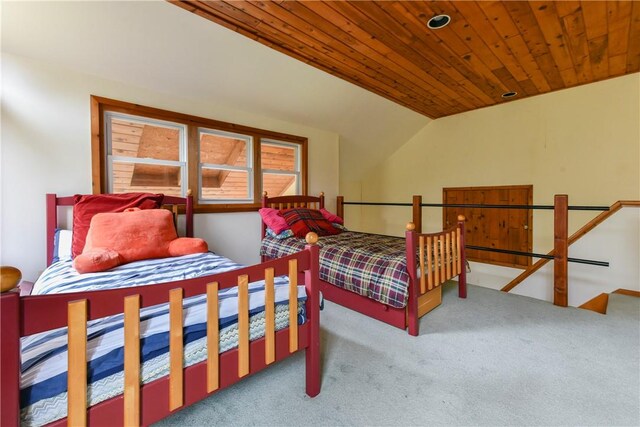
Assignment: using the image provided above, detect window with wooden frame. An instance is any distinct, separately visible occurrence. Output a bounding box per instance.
[91,96,308,212]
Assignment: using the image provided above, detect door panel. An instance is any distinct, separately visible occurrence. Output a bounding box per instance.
[443,185,532,269]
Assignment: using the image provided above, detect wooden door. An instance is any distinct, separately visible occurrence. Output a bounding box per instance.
[443,185,533,268]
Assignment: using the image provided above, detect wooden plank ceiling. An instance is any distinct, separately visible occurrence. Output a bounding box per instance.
[171,1,640,118]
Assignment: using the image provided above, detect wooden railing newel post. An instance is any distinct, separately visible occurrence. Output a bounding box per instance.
[336,196,344,222]
[554,195,569,307]
[412,195,422,233]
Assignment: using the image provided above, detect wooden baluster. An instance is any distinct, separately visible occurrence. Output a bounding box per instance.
[426,236,433,290]
[264,268,276,364]
[68,300,87,427]
[279,203,283,210]
[439,238,446,284]
[169,289,183,411]
[433,237,440,288]
[287,203,292,209]
[288,259,298,353]
[238,275,250,377]
[206,282,219,393]
[419,236,426,294]
[445,232,452,280]
[124,295,140,427]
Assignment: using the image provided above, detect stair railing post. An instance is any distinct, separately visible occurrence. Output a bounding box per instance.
[554,194,569,307]
[412,195,422,233]
[336,196,344,222]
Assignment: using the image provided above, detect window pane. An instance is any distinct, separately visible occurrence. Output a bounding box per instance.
[112,161,182,196]
[110,117,180,161]
[202,169,249,200]
[261,143,296,172]
[200,132,249,167]
[263,173,297,197]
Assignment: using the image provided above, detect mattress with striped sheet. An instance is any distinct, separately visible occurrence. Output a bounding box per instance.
[22,252,306,426]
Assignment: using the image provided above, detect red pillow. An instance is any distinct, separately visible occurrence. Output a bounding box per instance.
[71,193,164,257]
[320,208,344,225]
[258,208,290,234]
[281,208,340,238]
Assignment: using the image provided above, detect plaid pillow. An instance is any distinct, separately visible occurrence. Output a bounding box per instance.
[281,208,340,238]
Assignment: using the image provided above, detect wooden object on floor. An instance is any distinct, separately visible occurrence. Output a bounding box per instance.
[579,293,609,314]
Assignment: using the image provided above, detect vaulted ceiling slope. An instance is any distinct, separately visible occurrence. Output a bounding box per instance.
[1,1,430,182]
[172,0,640,119]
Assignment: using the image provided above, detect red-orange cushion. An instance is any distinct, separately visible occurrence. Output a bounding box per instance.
[73,208,207,273]
[72,193,164,258]
[73,249,121,274]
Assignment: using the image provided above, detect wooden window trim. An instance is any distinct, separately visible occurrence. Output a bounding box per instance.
[90,96,308,213]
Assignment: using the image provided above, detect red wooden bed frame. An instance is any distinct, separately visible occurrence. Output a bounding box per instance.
[1,194,321,426]
[261,193,466,336]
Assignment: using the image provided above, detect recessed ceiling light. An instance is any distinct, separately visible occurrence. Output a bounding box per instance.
[501,91,518,98]
[427,14,451,29]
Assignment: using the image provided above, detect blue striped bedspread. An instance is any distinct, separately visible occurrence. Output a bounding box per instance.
[22,252,306,427]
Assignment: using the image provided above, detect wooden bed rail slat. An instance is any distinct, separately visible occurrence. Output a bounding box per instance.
[456,228,461,275]
[265,268,276,365]
[445,232,452,280]
[169,289,183,411]
[238,275,250,378]
[452,230,459,277]
[206,282,219,393]
[439,239,446,284]
[433,238,440,286]
[419,236,426,294]
[68,299,87,427]
[288,259,299,353]
[124,295,140,427]
[426,236,433,291]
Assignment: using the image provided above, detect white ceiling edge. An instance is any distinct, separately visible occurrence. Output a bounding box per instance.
[1,0,430,182]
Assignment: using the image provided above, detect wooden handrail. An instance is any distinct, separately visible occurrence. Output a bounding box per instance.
[502,200,640,293]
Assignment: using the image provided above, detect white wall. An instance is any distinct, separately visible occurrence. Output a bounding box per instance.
[344,74,640,306]
[1,54,339,281]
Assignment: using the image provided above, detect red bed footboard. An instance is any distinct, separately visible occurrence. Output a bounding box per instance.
[405,215,467,336]
[1,242,320,426]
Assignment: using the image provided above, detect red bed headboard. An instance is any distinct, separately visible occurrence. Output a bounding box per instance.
[45,193,194,267]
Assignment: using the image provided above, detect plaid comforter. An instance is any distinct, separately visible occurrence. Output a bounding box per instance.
[261,231,409,308]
